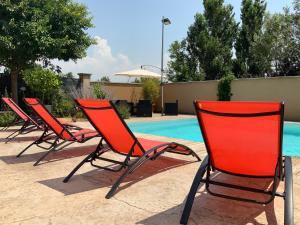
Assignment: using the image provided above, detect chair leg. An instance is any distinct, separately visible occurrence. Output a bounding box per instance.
[180,156,209,225]
[105,149,156,199]
[33,137,67,166]
[5,129,20,140]
[63,150,98,183]
[106,144,201,199]
[16,130,47,158]
[63,141,104,183]
[105,157,141,199]
[284,156,293,225]
[16,141,36,157]
[5,121,29,143]
[33,145,57,166]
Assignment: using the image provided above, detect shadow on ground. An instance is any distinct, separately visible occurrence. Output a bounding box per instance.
[137,172,279,225]
[0,135,42,143]
[0,144,98,165]
[39,156,194,196]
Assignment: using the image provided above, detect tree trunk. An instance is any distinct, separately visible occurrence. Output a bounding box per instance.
[10,69,19,103]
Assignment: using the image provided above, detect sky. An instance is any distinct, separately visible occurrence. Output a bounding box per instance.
[54,0,294,81]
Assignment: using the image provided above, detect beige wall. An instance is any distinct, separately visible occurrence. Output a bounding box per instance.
[231,76,300,121]
[98,82,143,103]
[162,76,300,121]
[92,76,300,121]
[162,81,218,113]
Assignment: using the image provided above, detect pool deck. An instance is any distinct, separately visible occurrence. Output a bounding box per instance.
[0,114,299,225]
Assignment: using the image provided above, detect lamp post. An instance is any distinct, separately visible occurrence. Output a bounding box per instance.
[161,16,171,116]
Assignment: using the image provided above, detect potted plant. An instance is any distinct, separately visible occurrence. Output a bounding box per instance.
[141,78,160,111]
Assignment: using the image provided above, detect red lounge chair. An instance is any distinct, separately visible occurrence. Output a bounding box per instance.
[180,101,293,225]
[17,98,100,166]
[1,97,44,142]
[63,99,201,198]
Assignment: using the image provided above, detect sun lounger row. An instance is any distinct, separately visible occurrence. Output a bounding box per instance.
[0,97,294,225]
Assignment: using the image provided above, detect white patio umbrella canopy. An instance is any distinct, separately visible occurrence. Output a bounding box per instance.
[114,69,161,78]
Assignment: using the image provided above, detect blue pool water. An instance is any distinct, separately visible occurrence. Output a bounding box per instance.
[128,118,300,157]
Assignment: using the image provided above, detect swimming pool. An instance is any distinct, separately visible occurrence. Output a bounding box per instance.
[128,118,300,157]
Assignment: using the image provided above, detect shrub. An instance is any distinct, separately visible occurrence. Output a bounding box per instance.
[115,104,130,119]
[22,66,61,104]
[0,112,16,127]
[93,82,107,99]
[142,78,160,102]
[52,91,76,117]
[74,110,85,119]
[217,74,235,101]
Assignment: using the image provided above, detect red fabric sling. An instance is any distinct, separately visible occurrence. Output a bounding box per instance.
[195,101,282,177]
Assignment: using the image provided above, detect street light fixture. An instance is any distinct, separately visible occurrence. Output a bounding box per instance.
[161,16,171,115]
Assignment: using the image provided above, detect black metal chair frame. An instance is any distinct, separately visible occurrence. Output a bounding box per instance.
[63,100,201,199]
[180,102,294,225]
[17,99,100,166]
[1,98,45,142]
[0,116,24,132]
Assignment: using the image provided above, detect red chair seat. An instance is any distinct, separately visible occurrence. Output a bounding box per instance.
[137,138,188,156]
[72,129,99,141]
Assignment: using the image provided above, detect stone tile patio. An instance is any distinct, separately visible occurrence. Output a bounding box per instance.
[0,115,299,225]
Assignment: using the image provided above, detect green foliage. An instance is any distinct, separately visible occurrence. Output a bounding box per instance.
[0,0,94,100]
[115,104,130,119]
[93,82,107,99]
[142,78,160,102]
[188,0,238,80]
[217,74,235,101]
[168,40,203,82]
[0,112,16,127]
[133,78,141,83]
[235,0,267,77]
[169,0,300,79]
[62,72,74,79]
[52,89,76,117]
[100,76,110,82]
[169,0,238,81]
[22,66,61,104]
[265,4,300,76]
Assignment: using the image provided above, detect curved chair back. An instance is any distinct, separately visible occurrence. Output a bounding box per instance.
[75,99,144,157]
[2,97,29,122]
[194,101,284,177]
[24,98,72,140]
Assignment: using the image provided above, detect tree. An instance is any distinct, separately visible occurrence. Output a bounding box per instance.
[100,76,111,82]
[22,66,61,103]
[275,1,300,75]
[0,0,94,102]
[186,0,238,80]
[62,72,75,79]
[234,0,267,77]
[167,40,203,82]
[262,2,300,76]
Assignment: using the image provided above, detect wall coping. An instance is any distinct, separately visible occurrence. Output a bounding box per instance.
[163,75,300,86]
[231,76,300,82]
[91,82,142,87]
[90,76,300,87]
[163,80,219,86]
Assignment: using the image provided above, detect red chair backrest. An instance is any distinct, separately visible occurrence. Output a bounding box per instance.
[2,97,29,121]
[75,99,144,157]
[195,101,283,177]
[24,98,72,140]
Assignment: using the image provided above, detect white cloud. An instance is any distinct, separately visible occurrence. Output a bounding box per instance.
[53,36,138,81]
